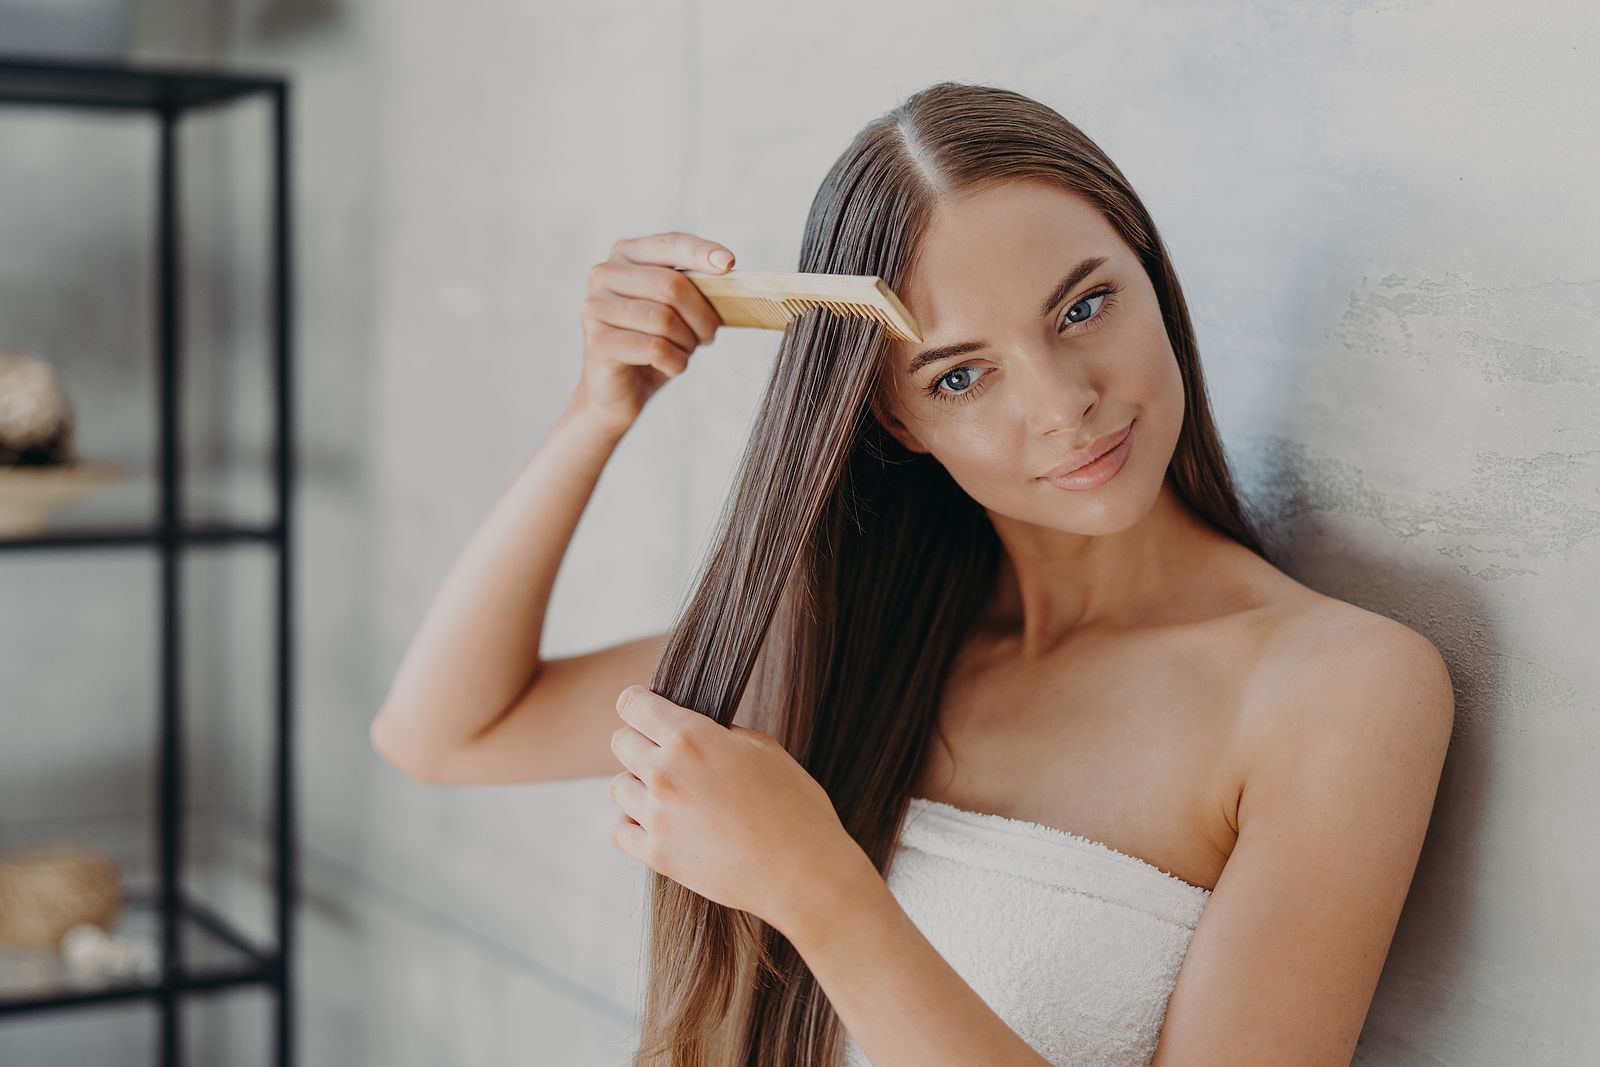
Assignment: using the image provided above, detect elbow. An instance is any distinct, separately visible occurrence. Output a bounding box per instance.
[370,712,442,784]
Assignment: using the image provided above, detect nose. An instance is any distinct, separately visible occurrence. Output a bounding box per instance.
[1016,349,1098,437]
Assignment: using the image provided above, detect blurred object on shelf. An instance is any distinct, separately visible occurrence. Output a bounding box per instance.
[0,348,76,466]
[60,921,157,981]
[0,0,135,60]
[0,348,127,535]
[0,844,123,951]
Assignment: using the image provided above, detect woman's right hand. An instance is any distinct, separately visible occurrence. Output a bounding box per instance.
[576,231,736,432]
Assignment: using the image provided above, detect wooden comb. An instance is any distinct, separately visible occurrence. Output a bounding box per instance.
[680,268,923,344]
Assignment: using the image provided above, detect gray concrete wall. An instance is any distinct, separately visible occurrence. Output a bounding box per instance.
[1,1,1595,1063]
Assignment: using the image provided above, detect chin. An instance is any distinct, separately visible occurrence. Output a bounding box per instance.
[1038,463,1156,531]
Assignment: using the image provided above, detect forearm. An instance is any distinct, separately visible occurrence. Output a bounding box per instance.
[780,857,1051,1067]
[372,384,630,757]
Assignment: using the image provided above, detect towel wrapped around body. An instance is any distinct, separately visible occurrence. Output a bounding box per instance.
[840,796,1213,1067]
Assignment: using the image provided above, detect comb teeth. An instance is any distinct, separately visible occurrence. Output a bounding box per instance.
[785,297,871,325]
[721,294,792,329]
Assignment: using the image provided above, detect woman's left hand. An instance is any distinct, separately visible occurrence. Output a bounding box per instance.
[608,683,869,936]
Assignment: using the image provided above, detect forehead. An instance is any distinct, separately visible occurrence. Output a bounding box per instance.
[890,181,1119,362]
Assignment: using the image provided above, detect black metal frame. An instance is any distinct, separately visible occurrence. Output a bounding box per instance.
[0,53,295,1067]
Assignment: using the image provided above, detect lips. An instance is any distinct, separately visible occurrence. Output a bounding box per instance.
[1038,420,1135,480]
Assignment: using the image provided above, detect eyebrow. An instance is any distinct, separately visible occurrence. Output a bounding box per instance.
[904,254,1110,376]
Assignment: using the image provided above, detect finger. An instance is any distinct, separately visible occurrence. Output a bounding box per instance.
[611,812,649,861]
[610,722,664,782]
[586,291,703,352]
[608,769,653,827]
[594,257,725,344]
[610,231,735,274]
[616,684,704,747]
[587,319,691,378]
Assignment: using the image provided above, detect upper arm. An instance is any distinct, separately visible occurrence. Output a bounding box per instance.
[403,630,669,785]
[1151,618,1456,1066]
[405,630,765,786]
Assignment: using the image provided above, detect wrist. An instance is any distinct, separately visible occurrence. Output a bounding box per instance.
[561,387,633,442]
[775,843,888,953]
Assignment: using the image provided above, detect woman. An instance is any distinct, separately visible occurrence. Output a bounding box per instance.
[371,81,1455,1066]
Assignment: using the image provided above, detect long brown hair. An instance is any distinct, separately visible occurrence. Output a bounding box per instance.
[633,79,1268,1066]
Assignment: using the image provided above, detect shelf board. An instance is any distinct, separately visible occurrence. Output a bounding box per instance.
[0,890,280,1016]
[0,53,284,112]
[0,522,281,553]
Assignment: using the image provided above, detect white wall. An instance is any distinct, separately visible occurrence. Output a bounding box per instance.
[2,1,1595,1063]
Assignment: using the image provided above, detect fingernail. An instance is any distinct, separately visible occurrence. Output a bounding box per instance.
[710,250,733,270]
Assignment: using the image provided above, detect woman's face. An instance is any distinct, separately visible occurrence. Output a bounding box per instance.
[876,179,1185,535]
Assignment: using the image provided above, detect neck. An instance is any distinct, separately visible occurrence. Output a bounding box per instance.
[979,473,1233,658]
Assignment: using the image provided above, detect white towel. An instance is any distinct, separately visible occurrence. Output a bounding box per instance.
[840,796,1212,1067]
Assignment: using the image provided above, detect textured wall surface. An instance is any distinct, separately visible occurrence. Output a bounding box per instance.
[1,1,1595,1063]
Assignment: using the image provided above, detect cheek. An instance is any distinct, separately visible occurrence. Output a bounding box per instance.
[1144,336,1185,418]
[929,421,1014,474]
[1123,336,1186,476]
[922,423,1030,509]
[1115,317,1176,389]
[1102,318,1183,429]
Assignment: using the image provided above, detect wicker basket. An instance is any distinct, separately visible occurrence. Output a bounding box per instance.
[0,844,124,951]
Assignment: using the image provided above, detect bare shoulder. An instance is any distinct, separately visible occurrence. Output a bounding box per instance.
[1264,594,1453,708]
[1237,592,1456,790]
[1156,590,1457,1062]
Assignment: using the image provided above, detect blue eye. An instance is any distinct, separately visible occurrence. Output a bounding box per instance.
[933,365,982,397]
[923,283,1123,405]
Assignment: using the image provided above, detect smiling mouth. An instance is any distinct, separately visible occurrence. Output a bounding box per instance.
[1038,420,1135,479]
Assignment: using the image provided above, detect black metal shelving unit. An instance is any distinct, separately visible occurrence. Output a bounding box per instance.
[0,53,295,1066]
